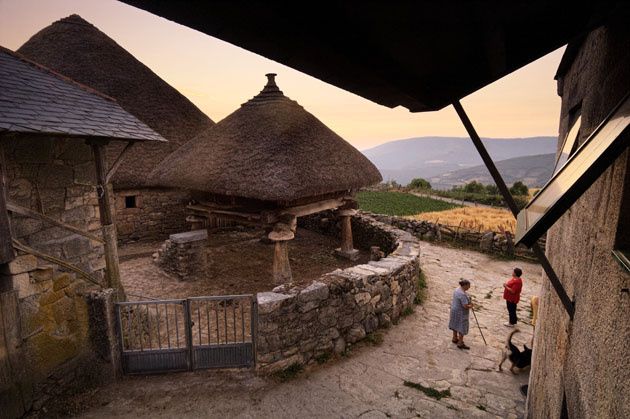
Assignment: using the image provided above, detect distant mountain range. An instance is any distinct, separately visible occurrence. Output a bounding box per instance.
[429,153,556,189]
[361,136,557,186]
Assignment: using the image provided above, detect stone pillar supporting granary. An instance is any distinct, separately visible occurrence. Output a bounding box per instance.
[335,200,360,260]
[149,73,382,285]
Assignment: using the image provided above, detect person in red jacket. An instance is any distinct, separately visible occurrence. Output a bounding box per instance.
[503,268,523,327]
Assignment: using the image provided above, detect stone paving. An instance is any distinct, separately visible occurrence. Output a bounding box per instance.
[73,241,541,418]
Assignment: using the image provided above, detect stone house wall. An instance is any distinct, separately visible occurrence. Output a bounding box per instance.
[114,188,191,244]
[256,214,420,372]
[0,136,117,417]
[526,21,630,419]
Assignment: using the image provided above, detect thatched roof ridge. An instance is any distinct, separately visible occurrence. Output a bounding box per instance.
[17,14,214,188]
[150,74,382,202]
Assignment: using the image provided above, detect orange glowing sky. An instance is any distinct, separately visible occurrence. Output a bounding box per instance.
[0,0,564,150]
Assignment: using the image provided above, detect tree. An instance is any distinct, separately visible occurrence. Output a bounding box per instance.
[408,178,431,190]
[485,184,499,195]
[509,181,529,196]
[463,181,485,194]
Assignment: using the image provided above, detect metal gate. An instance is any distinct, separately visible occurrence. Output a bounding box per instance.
[116,294,256,374]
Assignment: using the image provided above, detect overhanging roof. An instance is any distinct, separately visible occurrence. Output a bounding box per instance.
[0,47,166,142]
[121,1,612,112]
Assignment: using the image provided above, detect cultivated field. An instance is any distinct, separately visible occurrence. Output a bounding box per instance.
[356,191,458,216]
[408,206,516,233]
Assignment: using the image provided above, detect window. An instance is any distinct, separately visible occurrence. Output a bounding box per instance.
[516,91,630,247]
[125,195,137,209]
[553,103,582,175]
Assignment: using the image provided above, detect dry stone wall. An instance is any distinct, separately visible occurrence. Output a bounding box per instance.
[256,214,420,372]
[114,188,191,244]
[0,137,115,417]
[155,229,208,279]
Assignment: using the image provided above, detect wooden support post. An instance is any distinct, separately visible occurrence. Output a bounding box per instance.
[268,216,295,285]
[0,139,14,264]
[90,140,125,301]
[335,208,359,260]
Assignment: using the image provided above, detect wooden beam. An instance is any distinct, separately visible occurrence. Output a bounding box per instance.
[6,201,104,244]
[12,239,102,287]
[105,141,135,184]
[0,139,14,264]
[90,141,125,300]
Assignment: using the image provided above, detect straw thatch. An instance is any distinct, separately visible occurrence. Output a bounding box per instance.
[17,15,214,188]
[150,74,382,203]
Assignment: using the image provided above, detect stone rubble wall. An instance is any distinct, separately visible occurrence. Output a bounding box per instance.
[256,214,420,372]
[4,136,106,280]
[1,137,116,417]
[361,211,544,260]
[154,229,208,280]
[114,188,191,244]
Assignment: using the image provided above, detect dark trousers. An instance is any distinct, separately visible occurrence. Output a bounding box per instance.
[507,301,518,325]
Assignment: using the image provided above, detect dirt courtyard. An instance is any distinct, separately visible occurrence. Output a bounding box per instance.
[53,241,541,418]
[119,228,370,300]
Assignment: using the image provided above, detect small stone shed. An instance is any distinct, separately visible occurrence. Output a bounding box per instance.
[0,47,164,417]
[151,74,382,283]
[17,15,215,243]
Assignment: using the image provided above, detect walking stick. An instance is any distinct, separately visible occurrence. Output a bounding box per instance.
[471,304,487,345]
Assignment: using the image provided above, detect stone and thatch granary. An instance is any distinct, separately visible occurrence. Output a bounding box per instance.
[151,74,382,283]
[0,46,164,416]
[17,15,215,243]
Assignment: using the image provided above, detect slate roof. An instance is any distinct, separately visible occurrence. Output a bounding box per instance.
[0,47,165,142]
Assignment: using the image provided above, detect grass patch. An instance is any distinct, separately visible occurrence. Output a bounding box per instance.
[314,352,331,364]
[414,271,428,304]
[401,306,415,317]
[273,363,303,382]
[403,381,451,400]
[447,405,459,411]
[476,404,487,411]
[357,191,459,216]
[484,291,493,299]
[365,332,384,346]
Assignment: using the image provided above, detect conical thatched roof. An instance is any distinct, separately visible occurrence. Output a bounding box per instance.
[17,15,214,188]
[151,74,382,203]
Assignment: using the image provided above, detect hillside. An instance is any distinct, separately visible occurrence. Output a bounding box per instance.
[362,136,557,184]
[430,153,556,189]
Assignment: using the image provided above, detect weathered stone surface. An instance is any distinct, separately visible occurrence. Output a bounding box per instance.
[346,324,366,343]
[257,292,294,314]
[298,281,329,302]
[169,229,208,244]
[2,254,38,275]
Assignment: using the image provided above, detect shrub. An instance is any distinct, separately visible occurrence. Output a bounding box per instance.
[408,178,431,190]
[509,181,529,196]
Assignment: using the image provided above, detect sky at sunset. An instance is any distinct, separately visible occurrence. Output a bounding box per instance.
[0,0,565,150]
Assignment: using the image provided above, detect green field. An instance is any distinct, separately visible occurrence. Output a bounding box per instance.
[357,191,459,216]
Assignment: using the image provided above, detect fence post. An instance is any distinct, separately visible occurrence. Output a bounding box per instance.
[183,299,194,371]
[251,296,258,367]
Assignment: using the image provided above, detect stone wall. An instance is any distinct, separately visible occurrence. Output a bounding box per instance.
[155,229,208,279]
[114,188,191,243]
[526,21,630,419]
[3,136,106,280]
[361,211,542,260]
[0,137,116,417]
[256,214,420,372]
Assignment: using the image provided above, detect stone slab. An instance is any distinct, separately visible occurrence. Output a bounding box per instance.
[169,229,208,244]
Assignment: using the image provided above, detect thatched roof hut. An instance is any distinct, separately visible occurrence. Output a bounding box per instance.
[151,74,381,283]
[17,14,214,188]
[151,73,381,203]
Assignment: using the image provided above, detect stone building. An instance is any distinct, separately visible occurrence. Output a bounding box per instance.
[0,47,164,417]
[524,20,630,419]
[17,15,215,243]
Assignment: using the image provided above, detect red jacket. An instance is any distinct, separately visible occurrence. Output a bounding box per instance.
[503,277,523,303]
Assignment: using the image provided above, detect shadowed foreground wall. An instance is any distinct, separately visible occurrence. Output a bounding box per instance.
[526,22,630,419]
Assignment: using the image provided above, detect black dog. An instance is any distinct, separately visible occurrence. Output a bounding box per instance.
[498,329,532,374]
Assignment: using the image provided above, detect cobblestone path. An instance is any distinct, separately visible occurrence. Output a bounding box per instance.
[73,241,541,418]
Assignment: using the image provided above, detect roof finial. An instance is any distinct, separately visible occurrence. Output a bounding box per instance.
[265,73,278,87]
